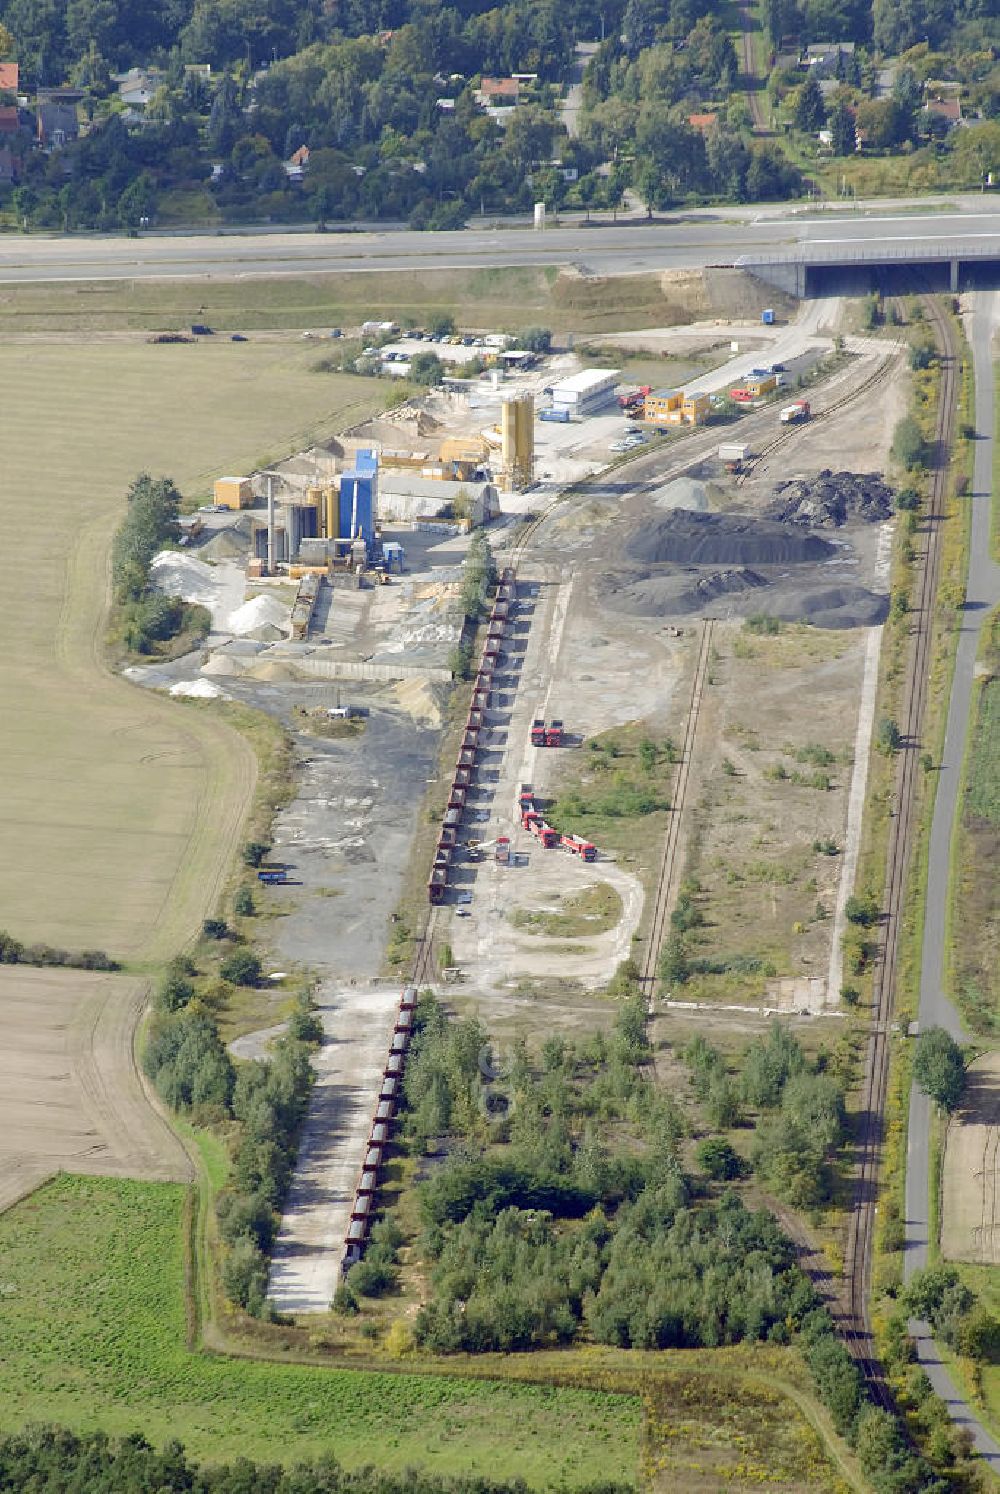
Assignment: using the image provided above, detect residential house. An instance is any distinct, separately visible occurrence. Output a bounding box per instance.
[0,62,18,94]
[805,41,855,74]
[688,111,718,132]
[114,67,165,108]
[925,82,962,129]
[284,144,310,181]
[477,77,520,106]
[37,103,79,149]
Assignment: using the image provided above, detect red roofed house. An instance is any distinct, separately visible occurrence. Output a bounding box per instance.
[479,77,520,103]
[0,62,18,94]
[925,95,961,127]
[688,112,719,132]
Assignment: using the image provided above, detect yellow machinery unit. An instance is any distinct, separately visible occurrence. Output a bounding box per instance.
[214,476,253,509]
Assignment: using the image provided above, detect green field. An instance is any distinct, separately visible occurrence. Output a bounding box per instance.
[0,339,393,960]
[0,1176,640,1483]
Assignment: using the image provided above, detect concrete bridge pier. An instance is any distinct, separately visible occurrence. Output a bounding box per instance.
[950,259,959,293]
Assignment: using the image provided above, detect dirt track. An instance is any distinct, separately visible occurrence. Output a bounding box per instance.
[0,966,192,1205]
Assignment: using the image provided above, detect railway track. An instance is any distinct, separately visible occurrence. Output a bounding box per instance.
[639,618,714,990]
[840,291,959,1388]
[736,340,903,487]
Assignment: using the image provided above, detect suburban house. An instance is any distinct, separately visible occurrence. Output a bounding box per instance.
[284,143,310,180]
[113,67,165,108]
[688,112,719,132]
[477,77,520,106]
[805,41,855,74]
[925,83,962,129]
[37,103,79,149]
[0,61,18,94]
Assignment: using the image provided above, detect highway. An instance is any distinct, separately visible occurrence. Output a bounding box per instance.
[904,290,1000,1467]
[1,202,1000,284]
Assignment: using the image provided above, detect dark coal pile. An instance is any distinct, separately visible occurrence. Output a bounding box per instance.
[606,567,769,617]
[756,585,890,629]
[624,508,836,567]
[767,470,895,528]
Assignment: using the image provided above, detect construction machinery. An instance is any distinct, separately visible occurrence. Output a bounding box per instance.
[618,385,650,411]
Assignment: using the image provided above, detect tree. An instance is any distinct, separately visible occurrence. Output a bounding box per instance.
[894,413,929,470]
[876,717,902,754]
[830,101,856,156]
[220,949,262,987]
[409,351,445,385]
[913,1027,966,1112]
[696,1137,744,1180]
[518,326,552,353]
[794,72,827,133]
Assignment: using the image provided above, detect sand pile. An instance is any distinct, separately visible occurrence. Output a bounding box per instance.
[768,470,895,528]
[651,477,709,512]
[149,552,246,629]
[200,515,254,561]
[625,509,836,568]
[227,594,290,636]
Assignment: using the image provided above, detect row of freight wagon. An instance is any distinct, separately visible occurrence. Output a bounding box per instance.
[343,983,418,1271]
[427,566,518,906]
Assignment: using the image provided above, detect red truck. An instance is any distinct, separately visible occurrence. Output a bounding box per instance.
[561,833,597,862]
[530,718,546,746]
[495,836,511,865]
[618,385,650,411]
[544,719,564,747]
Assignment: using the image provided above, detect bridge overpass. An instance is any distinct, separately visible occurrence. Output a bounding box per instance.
[737,235,1000,297]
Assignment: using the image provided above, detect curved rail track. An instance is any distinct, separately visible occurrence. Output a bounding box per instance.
[840,291,959,1388]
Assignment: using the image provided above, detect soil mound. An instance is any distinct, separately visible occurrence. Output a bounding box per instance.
[625,509,835,568]
[767,470,895,528]
[607,567,768,616]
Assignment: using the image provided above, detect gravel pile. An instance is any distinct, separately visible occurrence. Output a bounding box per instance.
[624,509,836,568]
[606,567,769,616]
[767,469,895,528]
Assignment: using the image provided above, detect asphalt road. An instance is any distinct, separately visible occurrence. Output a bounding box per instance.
[905,290,1000,1467]
[2,203,1000,284]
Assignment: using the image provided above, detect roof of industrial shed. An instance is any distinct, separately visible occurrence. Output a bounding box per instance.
[377,474,493,500]
[550,367,620,396]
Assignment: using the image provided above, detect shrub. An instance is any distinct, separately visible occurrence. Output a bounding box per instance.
[234,886,255,917]
[203,918,230,940]
[242,841,269,867]
[892,414,929,471]
[220,950,262,986]
[696,1137,744,1180]
[222,1237,269,1315]
[347,1259,398,1297]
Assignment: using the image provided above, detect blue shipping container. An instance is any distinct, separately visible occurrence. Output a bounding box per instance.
[539,408,570,423]
[762,308,775,325]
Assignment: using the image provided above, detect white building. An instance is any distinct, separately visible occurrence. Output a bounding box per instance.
[549,367,620,417]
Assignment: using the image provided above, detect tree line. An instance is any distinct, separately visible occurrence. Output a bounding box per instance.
[0,1426,633,1493]
[144,943,322,1317]
[110,472,209,655]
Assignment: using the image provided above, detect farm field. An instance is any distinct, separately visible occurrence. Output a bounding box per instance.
[0,1175,640,1484]
[0,967,192,1215]
[0,339,394,961]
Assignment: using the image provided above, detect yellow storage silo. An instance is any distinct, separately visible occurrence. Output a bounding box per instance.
[323,486,337,540]
[500,393,534,491]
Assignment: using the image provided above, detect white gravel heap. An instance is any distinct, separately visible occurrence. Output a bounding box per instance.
[226,594,291,636]
[169,678,229,699]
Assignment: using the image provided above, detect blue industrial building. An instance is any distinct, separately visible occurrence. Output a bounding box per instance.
[338,448,378,550]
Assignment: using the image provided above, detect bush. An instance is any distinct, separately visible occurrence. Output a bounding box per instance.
[347,1259,398,1297]
[222,1237,269,1315]
[892,415,929,471]
[695,1137,744,1180]
[845,893,879,928]
[242,841,269,867]
[220,949,262,986]
[203,918,230,940]
[217,1190,275,1252]
[234,886,255,917]
[876,717,902,754]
